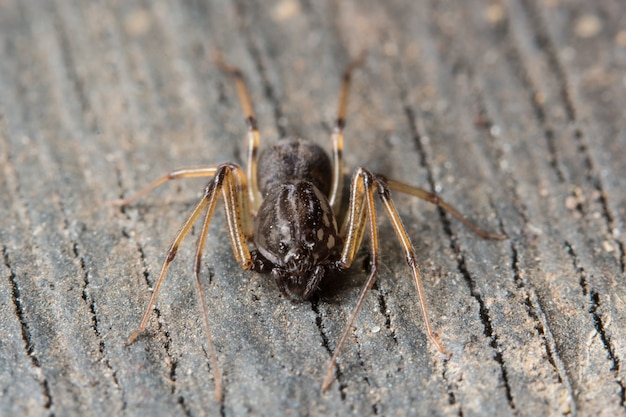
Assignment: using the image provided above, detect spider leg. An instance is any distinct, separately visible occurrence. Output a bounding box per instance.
[338,166,368,266]
[110,166,218,206]
[126,195,212,346]
[322,167,384,393]
[127,163,254,403]
[322,168,452,393]
[220,165,254,265]
[214,52,262,212]
[374,176,447,354]
[193,194,222,402]
[328,52,366,215]
[385,178,506,240]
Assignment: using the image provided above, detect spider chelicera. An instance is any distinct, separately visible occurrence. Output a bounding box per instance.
[113,52,505,401]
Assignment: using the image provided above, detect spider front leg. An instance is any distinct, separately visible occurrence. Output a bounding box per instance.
[322,167,446,392]
[126,163,254,403]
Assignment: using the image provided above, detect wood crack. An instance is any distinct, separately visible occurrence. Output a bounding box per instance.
[565,241,626,409]
[517,0,625,273]
[474,64,578,404]
[498,3,565,183]
[162,330,191,417]
[441,359,463,417]
[399,66,516,414]
[3,246,53,411]
[518,0,576,122]
[311,298,347,400]
[451,233,516,413]
[373,280,397,345]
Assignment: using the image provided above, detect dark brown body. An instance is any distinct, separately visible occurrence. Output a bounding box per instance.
[253,138,342,299]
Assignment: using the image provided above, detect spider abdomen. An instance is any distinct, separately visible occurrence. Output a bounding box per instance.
[257,137,332,197]
[253,180,341,298]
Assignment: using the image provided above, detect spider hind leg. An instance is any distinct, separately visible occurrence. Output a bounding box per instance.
[127,163,254,403]
[322,168,504,392]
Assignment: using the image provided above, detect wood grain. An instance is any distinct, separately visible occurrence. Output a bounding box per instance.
[1,0,624,416]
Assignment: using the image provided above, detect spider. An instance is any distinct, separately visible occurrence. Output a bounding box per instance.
[113,52,505,402]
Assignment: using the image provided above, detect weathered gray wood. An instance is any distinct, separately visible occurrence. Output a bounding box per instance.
[1,0,624,416]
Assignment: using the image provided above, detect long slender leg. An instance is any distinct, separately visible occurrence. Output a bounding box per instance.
[385,178,506,240]
[127,163,254,402]
[323,170,505,392]
[214,52,262,212]
[328,52,366,215]
[110,167,218,206]
[322,167,378,393]
[323,167,461,392]
[126,196,212,346]
[191,164,254,402]
[193,191,223,402]
[374,178,447,354]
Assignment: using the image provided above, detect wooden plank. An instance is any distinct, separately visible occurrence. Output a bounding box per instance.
[0,0,624,416]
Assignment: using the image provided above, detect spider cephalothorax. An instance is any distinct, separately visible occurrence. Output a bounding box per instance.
[114,52,505,402]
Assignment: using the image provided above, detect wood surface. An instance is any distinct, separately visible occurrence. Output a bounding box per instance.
[1,0,625,416]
